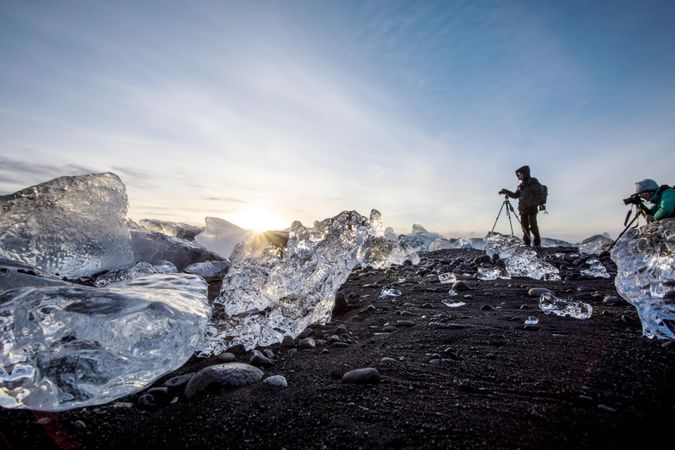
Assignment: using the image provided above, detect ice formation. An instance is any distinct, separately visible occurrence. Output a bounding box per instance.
[379,288,402,298]
[130,230,222,271]
[399,224,444,252]
[484,233,560,280]
[91,261,177,287]
[442,300,465,308]
[580,258,610,279]
[611,220,675,339]
[541,237,574,248]
[197,210,419,354]
[0,259,71,291]
[0,274,210,411]
[183,260,231,278]
[577,234,613,255]
[0,173,134,277]
[539,293,592,319]
[138,219,203,241]
[476,266,511,281]
[194,217,254,259]
[438,273,457,284]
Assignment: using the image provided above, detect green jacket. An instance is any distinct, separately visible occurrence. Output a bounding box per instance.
[646,185,675,220]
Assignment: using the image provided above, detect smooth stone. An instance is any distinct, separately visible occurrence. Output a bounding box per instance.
[281,335,296,348]
[331,342,349,348]
[341,368,380,384]
[250,350,274,367]
[335,325,349,335]
[332,292,348,316]
[184,363,264,398]
[395,320,415,327]
[163,373,195,390]
[480,304,493,311]
[137,394,157,409]
[214,352,236,363]
[603,295,622,305]
[452,281,471,292]
[359,305,377,313]
[380,357,398,364]
[298,337,316,349]
[528,288,554,297]
[262,349,275,359]
[297,328,314,339]
[147,387,170,402]
[226,344,246,354]
[262,375,288,388]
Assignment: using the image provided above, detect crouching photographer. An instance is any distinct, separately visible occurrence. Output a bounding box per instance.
[626,179,675,222]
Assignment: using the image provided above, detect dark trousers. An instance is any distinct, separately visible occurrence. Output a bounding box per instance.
[520,211,541,247]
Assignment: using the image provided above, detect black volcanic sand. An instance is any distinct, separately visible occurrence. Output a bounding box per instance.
[1,248,674,449]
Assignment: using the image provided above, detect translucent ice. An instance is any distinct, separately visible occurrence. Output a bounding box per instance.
[438,273,457,284]
[197,210,418,354]
[399,224,445,252]
[484,232,560,281]
[541,237,574,248]
[580,259,610,279]
[577,234,613,255]
[442,300,465,308]
[130,230,222,271]
[379,288,402,298]
[0,173,134,277]
[0,274,210,411]
[194,217,254,259]
[139,219,203,241]
[447,289,459,297]
[0,258,71,292]
[476,266,511,281]
[524,316,539,325]
[539,293,592,319]
[428,238,467,251]
[183,260,230,278]
[611,220,675,339]
[92,261,177,287]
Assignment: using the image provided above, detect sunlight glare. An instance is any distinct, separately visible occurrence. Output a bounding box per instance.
[229,206,288,232]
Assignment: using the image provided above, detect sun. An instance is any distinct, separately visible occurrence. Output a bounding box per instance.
[229,206,288,232]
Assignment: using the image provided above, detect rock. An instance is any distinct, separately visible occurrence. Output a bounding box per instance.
[452,281,471,292]
[163,373,195,391]
[380,357,398,364]
[214,352,236,363]
[298,337,316,349]
[137,394,157,409]
[147,387,170,403]
[528,287,554,297]
[395,320,415,327]
[184,363,264,398]
[250,350,274,367]
[481,304,494,311]
[335,325,349,335]
[262,375,288,388]
[332,291,348,316]
[262,349,275,359]
[603,295,623,306]
[72,420,87,429]
[281,335,296,348]
[297,328,314,339]
[341,368,380,384]
[359,305,377,314]
[226,344,247,354]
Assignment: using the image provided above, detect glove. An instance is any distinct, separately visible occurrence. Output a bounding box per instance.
[539,204,546,211]
[498,189,507,195]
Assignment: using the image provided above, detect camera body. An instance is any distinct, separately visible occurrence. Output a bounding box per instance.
[622,193,642,206]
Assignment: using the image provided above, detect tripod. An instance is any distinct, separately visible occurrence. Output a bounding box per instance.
[606,206,643,253]
[491,195,521,235]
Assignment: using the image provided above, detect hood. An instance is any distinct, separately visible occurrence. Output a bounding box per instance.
[515,165,531,179]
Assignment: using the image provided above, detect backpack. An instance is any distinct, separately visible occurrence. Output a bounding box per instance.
[539,184,548,207]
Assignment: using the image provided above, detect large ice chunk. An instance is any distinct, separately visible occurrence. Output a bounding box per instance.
[611,219,675,339]
[577,234,613,255]
[484,232,560,280]
[138,219,203,241]
[541,237,574,248]
[131,230,222,271]
[197,210,418,354]
[399,224,463,252]
[194,217,254,259]
[91,261,177,287]
[0,258,71,292]
[0,173,134,277]
[0,274,210,411]
[183,260,231,278]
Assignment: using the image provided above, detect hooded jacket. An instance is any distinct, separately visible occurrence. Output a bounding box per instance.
[646,185,675,220]
[503,165,543,213]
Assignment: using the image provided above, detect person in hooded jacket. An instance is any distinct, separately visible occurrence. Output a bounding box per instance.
[634,179,675,221]
[499,165,544,249]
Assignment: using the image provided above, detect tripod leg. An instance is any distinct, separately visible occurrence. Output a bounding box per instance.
[491,202,506,233]
[505,203,514,235]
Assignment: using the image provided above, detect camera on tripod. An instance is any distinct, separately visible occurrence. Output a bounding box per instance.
[622,193,642,206]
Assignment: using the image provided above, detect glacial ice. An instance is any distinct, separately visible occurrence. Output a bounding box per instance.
[578,234,613,255]
[442,300,465,308]
[91,261,177,287]
[0,173,134,277]
[0,274,210,411]
[194,217,254,259]
[476,266,511,281]
[438,273,457,284]
[130,230,222,271]
[580,258,610,279]
[379,288,402,298]
[183,260,231,278]
[139,219,203,241]
[539,293,592,319]
[196,210,419,354]
[0,258,71,292]
[484,233,560,281]
[611,219,675,339]
[541,237,574,248]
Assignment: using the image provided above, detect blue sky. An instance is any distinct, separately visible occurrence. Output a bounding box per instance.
[1,0,674,240]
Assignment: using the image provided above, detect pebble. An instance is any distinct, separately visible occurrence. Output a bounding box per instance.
[250,350,274,367]
[262,375,288,388]
[380,357,398,364]
[137,394,157,409]
[342,368,380,384]
[381,325,396,332]
[463,294,473,299]
[335,325,349,335]
[72,420,87,429]
[297,328,314,339]
[226,344,246,354]
[359,305,377,314]
[519,304,529,309]
[298,337,316,349]
[395,320,415,327]
[452,281,471,292]
[597,404,617,413]
[147,387,170,403]
[184,363,264,398]
[528,288,553,297]
[602,295,622,305]
[332,292,348,316]
[331,342,350,348]
[214,352,236,363]
[281,335,296,348]
[164,373,195,390]
[480,304,493,311]
[263,349,275,359]
[36,417,53,425]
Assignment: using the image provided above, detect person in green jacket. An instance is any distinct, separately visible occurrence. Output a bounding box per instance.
[634,179,675,221]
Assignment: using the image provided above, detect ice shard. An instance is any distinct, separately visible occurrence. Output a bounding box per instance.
[580,258,610,279]
[539,293,592,319]
[197,210,418,354]
[0,274,210,411]
[484,232,560,281]
[183,260,230,278]
[0,173,134,277]
[91,261,177,287]
[138,219,203,241]
[611,220,675,339]
[577,234,613,255]
[130,230,222,271]
[194,217,254,259]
